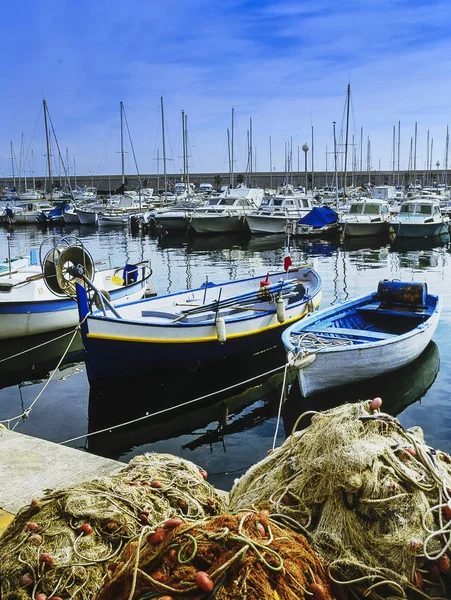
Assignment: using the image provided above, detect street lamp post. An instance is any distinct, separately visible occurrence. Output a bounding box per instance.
[436,161,440,185]
[302,143,309,193]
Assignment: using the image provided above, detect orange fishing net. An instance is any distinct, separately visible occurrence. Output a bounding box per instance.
[97,510,335,600]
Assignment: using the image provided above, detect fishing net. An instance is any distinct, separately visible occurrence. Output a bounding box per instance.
[229,400,451,599]
[0,452,226,600]
[96,509,334,600]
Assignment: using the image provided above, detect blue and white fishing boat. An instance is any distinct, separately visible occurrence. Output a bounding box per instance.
[65,248,322,385]
[0,241,152,339]
[282,280,441,398]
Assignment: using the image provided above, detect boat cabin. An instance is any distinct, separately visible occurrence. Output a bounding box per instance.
[399,201,441,216]
[347,201,390,216]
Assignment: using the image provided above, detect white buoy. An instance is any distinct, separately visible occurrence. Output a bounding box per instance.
[216,316,226,342]
[276,297,286,323]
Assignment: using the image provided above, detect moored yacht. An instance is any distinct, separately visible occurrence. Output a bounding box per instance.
[188,187,264,234]
[390,198,449,238]
[339,199,391,237]
[245,187,313,234]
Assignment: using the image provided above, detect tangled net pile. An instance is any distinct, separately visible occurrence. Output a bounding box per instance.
[0,452,226,600]
[229,400,451,599]
[97,509,334,600]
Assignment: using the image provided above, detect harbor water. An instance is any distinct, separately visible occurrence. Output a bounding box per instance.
[0,225,450,492]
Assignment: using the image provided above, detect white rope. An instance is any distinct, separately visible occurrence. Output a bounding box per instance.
[59,362,290,445]
[271,362,290,450]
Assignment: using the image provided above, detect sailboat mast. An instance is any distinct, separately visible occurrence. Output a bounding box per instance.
[185,113,190,190]
[397,121,401,186]
[269,136,272,189]
[413,122,417,189]
[161,96,167,200]
[392,125,396,184]
[445,126,449,187]
[32,150,35,190]
[333,121,338,209]
[19,133,24,193]
[311,125,314,190]
[249,117,253,187]
[342,84,351,201]
[181,110,186,184]
[43,99,53,201]
[430,138,433,186]
[10,142,16,190]
[227,129,232,188]
[231,107,234,189]
[360,127,363,178]
[120,101,125,186]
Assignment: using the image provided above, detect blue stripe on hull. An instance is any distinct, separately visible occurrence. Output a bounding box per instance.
[0,284,143,315]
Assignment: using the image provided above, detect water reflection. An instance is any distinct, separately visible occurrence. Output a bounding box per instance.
[390,233,450,253]
[0,329,83,390]
[340,234,391,252]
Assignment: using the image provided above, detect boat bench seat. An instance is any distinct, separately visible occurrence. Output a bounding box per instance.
[310,326,395,340]
[356,302,429,318]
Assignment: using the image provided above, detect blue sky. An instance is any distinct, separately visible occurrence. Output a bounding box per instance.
[2,0,451,181]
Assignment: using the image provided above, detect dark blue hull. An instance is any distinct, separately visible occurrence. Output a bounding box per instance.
[83,325,287,387]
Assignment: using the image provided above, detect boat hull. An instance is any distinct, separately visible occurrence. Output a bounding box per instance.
[293,324,437,397]
[282,290,441,397]
[0,267,150,339]
[76,209,98,225]
[156,215,191,231]
[189,215,248,234]
[390,222,449,238]
[246,215,300,234]
[341,221,390,237]
[76,267,322,385]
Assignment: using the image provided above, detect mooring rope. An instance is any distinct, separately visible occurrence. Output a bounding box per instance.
[59,361,292,445]
[0,318,87,429]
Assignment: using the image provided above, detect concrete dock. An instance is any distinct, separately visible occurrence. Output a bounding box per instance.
[0,426,123,536]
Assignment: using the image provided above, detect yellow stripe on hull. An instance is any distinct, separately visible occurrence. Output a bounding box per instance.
[86,293,322,344]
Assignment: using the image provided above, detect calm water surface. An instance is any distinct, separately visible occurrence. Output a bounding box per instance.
[0,225,450,491]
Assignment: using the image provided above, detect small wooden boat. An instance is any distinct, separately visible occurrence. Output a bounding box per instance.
[282,280,441,397]
[68,252,322,386]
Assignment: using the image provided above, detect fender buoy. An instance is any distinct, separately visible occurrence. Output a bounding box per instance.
[276,296,286,323]
[216,316,226,343]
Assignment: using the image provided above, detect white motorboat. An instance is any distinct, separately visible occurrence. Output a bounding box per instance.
[390,198,450,238]
[189,187,264,234]
[339,199,392,237]
[246,187,313,234]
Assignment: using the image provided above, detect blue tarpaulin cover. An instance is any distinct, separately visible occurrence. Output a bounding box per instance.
[297,206,338,227]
